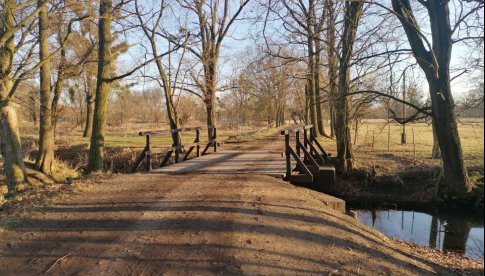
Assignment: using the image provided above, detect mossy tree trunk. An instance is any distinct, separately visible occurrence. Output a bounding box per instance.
[0,96,29,193]
[0,0,28,192]
[86,0,112,173]
[35,0,55,174]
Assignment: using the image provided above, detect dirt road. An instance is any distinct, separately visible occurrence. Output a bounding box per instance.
[0,138,473,275]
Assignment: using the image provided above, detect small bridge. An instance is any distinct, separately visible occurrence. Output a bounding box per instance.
[132,125,336,193]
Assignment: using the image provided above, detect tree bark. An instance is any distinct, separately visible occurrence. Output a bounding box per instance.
[205,95,216,138]
[204,58,218,138]
[52,47,67,138]
[86,0,112,173]
[432,122,441,159]
[335,0,363,176]
[83,74,95,138]
[392,0,471,199]
[35,0,55,174]
[83,93,95,138]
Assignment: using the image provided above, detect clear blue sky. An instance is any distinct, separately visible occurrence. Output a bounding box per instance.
[116,0,483,99]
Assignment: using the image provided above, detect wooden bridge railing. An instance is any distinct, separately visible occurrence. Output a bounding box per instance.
[281,125,330,183]
[132,126,217,172]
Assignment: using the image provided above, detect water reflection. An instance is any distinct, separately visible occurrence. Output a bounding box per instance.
[356,209,484,261]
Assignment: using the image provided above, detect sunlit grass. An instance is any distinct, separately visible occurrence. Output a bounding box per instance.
[319,119,484,173]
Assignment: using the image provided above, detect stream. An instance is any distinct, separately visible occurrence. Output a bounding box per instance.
[353,208,484,261]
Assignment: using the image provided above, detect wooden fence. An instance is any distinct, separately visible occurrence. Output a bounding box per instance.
[132,126,217,172]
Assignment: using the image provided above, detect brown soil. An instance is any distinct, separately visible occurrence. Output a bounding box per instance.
[0,136,483,275]
[2,173,483,275]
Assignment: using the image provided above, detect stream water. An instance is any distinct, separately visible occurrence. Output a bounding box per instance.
[354,209,484,261]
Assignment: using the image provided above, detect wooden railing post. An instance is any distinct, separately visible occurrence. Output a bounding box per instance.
[213,127,218,153]
[285,133,292,180]
[296,130,301,158]
[146,134,152,171]
[304,128,308,149]
[196,129,201,157]
[175,131,180,164]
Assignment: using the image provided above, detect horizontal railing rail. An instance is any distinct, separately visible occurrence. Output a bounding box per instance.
[139,126,216,136]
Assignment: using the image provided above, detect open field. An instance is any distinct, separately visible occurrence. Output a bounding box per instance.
[320,119,484,172]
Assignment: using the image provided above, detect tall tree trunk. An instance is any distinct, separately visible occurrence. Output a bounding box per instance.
[326,0,338,139]
[315,44,326,136]
[335,0,363,176]
[307,37,318,135]
[313,9,325,137]
[35,0,55,174]
[86,0,112,173]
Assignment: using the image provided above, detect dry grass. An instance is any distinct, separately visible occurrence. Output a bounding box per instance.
[320,119,484,173]
[315,119,484,202]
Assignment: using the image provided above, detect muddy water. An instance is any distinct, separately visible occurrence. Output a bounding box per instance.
[354,209,484,261]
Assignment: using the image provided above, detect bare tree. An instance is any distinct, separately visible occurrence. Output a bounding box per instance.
[175,0,251,137]
[390,0,483,199]
[134,0,190,145]
[262,0,329,136]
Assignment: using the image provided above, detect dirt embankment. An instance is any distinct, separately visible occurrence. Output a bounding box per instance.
[0,172,483,275]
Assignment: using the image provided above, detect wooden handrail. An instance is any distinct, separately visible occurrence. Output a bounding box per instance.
[280,125,316,136]
[281,126,304,135]
[139,125,216,136]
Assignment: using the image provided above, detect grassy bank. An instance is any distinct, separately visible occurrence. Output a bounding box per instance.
[318,120,484,205]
